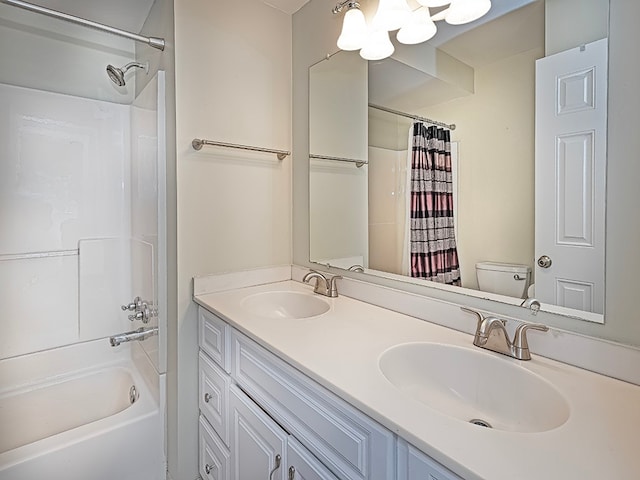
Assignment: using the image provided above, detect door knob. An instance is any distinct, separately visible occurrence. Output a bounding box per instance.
[537,255,552,268]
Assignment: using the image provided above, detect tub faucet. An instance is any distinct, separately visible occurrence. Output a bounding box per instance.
[461,307,548,360]
[302,270,342,297]
[109,326,158,347]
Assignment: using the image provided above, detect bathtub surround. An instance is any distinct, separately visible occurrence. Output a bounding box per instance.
[0,83,131,358]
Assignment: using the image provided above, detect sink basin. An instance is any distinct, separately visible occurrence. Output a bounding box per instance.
[240,291,330,319]
[379,343,569,433]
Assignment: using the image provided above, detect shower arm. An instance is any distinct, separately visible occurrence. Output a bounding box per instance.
[0,0,165,51]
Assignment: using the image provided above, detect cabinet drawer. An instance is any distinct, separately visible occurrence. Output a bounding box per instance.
[231,331,395,480]
[199,351,231,447]
[199,415,231,480]
[199,307,231,372]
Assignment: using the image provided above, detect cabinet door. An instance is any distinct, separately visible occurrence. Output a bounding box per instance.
[286,437,339,480]
[230,385,287,480]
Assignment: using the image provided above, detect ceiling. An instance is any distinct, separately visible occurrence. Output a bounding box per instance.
[262,0,310,15]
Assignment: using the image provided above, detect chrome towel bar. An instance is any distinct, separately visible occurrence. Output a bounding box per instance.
[192,138,290,160]
[310,153,368,168]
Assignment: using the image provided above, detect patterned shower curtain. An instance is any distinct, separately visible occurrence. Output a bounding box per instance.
[409,122,461,285]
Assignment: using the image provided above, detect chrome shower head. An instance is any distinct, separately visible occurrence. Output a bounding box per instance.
[106,62,147,87]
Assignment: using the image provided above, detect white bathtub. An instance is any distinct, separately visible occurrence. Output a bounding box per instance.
[0,339,164,480]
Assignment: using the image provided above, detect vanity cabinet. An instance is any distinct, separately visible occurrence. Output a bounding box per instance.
[197,305,459,480]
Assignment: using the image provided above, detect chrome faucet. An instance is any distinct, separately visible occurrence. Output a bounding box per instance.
[302,270,342,297]
[461,307,548,360]
[109,326,158,347]
[347,264,364,272]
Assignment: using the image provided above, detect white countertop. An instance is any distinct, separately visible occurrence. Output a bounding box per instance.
[194,280,640,480]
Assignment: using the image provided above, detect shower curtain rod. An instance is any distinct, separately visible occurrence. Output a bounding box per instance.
[1,0,165,51]
[368,103,456,131]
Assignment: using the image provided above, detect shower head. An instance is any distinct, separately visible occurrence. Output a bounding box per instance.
[106,61,148,87]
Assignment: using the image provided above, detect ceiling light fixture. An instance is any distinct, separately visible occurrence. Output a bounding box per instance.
[334,1,368,51]
[332,0,491,61]
[445,0,492,25]
[372,0,412,32]
[397,6,437,45]
[360,28,395,60]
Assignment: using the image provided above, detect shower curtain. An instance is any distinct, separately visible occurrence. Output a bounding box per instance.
[403,122,460,286]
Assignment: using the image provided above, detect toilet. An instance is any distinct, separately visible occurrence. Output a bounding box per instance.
[475,261,531,299]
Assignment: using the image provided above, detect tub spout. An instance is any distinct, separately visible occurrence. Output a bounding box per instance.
[109,327,158,347]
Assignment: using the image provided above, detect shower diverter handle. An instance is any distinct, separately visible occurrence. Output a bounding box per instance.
[121,296,143,312]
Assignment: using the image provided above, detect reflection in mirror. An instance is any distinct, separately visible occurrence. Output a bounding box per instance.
[309,0,609,323]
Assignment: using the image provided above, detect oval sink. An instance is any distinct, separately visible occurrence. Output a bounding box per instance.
[241,291,330,319]
[379,343,570,433]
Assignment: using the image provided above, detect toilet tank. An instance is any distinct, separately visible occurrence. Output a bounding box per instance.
[475,261,531,298]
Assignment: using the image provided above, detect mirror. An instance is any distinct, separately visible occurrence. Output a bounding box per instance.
[309,0,610,323]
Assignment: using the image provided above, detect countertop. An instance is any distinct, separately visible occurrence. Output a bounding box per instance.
[194,280,640,480]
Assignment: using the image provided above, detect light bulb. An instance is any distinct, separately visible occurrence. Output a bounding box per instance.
[445,0,491,25]
[417,0,451,7]
[337,6,368,50]
[372,0,412,32]
[360,29,395,61]
[397,7,437,45]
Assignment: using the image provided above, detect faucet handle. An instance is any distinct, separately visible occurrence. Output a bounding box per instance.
[513,322,549,351]
[328,275,342,296]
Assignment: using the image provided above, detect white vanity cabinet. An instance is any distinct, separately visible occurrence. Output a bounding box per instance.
[197,305,460,480]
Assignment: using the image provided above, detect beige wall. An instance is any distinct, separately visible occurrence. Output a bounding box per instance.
[172,1,291,478]
[546,0,609,55]
[424,47,542,289]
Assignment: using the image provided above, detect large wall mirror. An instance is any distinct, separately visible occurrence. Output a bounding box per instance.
[309,0,610,324]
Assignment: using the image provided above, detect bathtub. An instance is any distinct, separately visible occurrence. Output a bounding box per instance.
[0,339,164,480]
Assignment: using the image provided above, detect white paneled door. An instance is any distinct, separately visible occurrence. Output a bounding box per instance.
[535,39,607,317]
